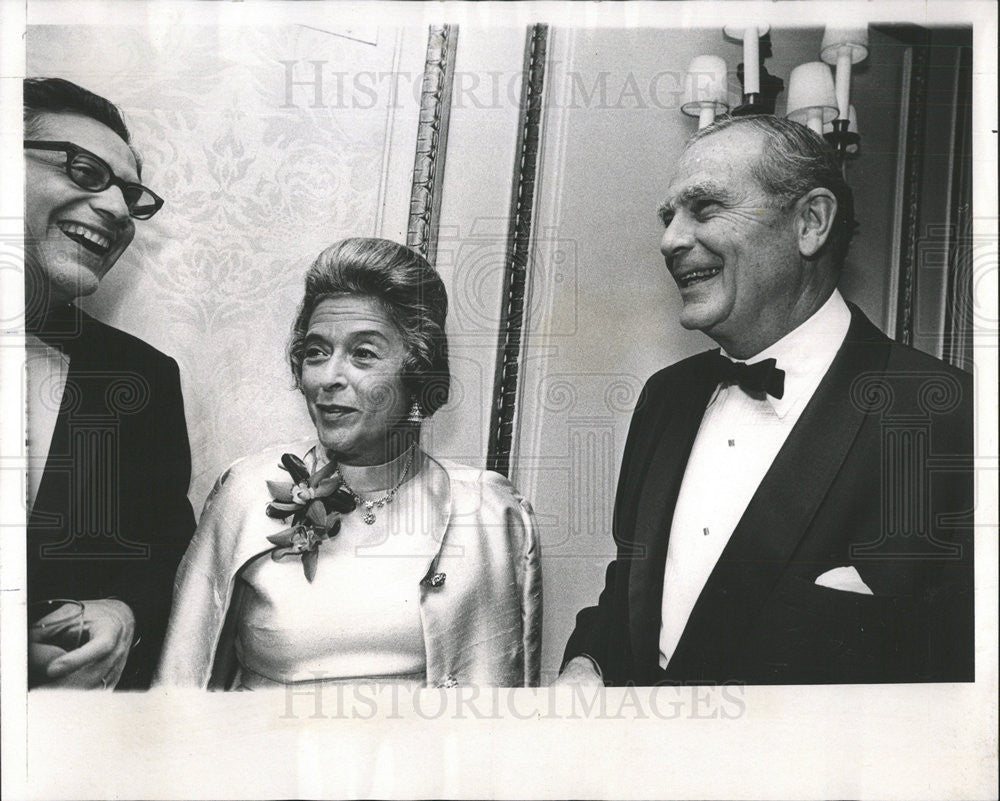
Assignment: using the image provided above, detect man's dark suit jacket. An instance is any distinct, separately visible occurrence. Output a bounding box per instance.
[564,305,975,685]
[28,305,196,689]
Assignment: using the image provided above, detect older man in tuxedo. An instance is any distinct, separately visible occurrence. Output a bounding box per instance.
[557,115,974,686]
[24,78,195,689]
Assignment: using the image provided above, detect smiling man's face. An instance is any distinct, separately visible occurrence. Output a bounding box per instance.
[25,111,138,309]
[658,126,805,357]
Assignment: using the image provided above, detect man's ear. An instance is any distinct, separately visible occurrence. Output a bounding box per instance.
[794,188,838,258]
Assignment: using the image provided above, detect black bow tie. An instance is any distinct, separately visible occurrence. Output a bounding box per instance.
[713,354,785,399]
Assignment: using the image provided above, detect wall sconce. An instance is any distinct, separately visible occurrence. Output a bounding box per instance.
[680,25,868,161]
[824,103,860,156]
[786,61,839,134]
[681,55,729,128]
[820,26,869,155]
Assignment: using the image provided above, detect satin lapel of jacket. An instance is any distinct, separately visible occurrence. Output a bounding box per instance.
[415,453,453,684]
[205,534,276,688]
[666,306,892,678]
[206,441,328,687]
[414,451,453,574]
[627,355,721,674]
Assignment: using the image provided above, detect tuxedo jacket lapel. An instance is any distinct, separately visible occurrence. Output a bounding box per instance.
[627,354,720,674]
[31,307,91,525]
[665,306,892,678]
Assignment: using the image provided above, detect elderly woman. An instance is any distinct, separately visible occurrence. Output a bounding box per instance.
[155,238,541,688]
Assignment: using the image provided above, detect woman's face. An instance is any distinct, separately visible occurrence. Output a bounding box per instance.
[300,295,410,465]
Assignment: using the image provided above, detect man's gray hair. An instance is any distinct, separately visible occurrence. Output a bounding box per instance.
[687,115,857,267]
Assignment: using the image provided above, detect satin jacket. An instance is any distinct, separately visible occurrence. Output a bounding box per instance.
[154,443,541,688]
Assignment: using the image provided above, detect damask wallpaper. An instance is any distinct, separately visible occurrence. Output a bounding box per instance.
[28,24,427,509]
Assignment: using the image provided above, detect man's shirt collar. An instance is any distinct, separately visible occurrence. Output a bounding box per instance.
[721,290,851,419]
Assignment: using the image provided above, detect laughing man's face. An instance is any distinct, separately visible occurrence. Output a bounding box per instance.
[658,127,804,357]
[24,111,138,308]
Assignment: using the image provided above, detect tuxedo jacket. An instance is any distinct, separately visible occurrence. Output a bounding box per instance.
[563,305,974,685]
[28,306,196,689]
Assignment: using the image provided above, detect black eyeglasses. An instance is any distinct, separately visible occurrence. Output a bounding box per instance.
[24,140,164,220]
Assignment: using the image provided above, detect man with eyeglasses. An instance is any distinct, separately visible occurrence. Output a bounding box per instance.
[24,78,195,689]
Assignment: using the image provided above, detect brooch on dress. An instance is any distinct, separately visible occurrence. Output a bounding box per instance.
[264,453,356,582]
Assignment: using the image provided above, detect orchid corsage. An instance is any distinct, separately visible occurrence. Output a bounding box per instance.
[265,453,356,582]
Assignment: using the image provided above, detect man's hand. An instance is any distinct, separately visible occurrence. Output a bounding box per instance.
[551,655,604,687]
[42,599,135,690]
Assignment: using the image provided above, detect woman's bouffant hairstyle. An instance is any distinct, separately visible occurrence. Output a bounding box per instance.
[288,238,450,416]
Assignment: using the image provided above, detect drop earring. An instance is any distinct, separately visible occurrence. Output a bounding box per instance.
[408,399,424,424]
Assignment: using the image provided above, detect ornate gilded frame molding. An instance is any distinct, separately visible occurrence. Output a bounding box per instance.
[407,25,459,265]
[487,24,549,477]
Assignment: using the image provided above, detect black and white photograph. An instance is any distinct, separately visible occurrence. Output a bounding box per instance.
[1,1,996,798]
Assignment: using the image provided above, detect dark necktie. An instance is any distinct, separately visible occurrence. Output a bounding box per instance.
[713,354,785,400]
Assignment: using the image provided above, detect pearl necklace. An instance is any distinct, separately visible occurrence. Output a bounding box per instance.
[335,447,415,525]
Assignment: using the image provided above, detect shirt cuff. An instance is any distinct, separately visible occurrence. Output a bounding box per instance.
[572,653,604,681]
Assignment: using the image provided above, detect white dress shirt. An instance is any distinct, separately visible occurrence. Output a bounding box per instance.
[658,290,852,668]
[25,334,70,510]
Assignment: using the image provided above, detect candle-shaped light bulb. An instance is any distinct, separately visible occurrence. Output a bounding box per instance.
[835,49,852,117]
[723,24,769,100]
[744,26,760,95]
[821,26,869,120]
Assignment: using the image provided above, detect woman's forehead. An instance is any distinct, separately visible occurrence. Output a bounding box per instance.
[307,295,396,333]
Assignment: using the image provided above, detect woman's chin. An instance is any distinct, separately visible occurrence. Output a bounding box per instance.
[313,421,415,464]
[314,429,348,456]
[315,435,375,465]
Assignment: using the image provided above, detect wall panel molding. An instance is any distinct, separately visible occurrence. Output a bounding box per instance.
[487,24,549,477]
[882,24,932,347]
[407,24,458,264]
[943,43,973,371]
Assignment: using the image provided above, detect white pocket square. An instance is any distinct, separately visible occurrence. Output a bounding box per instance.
[814,566,874,595]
